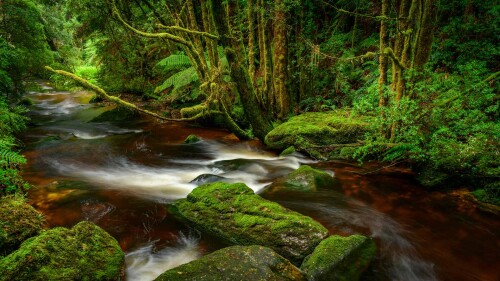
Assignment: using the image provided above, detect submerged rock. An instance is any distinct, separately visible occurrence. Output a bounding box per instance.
[189,174,228,185]
[265,111,369,159]
[90,106,139,123]
[169,182,329,264]
[0,196,45,256]
[265,165,337,193]
[183,134,202,144]
[155,245,307,281]
[0,221,125,281]
[300,234,376,281]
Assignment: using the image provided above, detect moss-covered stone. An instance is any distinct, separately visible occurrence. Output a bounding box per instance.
[265,165,337,193]
[169,182,329,265]
[265,111,369,159]
[0,195,45,256]
[183,134,202,144]
[280,146,296,156]
[155,245,307,281]
[0,221,125,281]
[300,235,376,281]
[90,106,139,122]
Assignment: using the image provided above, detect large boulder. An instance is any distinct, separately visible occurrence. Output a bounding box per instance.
[0,196,45,256]
[265,111,369,159]
[265,165,337,193]
[169,182,329,264]
[155,245,307,281]
[300,234,376,281]
[0,221,125,281]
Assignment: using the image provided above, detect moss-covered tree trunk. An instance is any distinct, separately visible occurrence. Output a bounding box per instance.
[389,0,436,141]
[378,0,389,108]
[273,0,290,119]
[213,0,273,140]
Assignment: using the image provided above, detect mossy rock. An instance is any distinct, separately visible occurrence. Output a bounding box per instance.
[300,235,376,281]
[183,134,202,144]
[0,221,125,281]
[280,146,296,157]
[169,182,328,265]
[265,165,337,193]
[90,106,139,122]
[0,196,45,257]
[89,94,104,104]
[265,111,370,159]
[155,245,307,281]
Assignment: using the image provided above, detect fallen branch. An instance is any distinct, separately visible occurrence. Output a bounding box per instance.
[45,66,207,122]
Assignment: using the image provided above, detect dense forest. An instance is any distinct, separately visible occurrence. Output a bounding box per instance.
[0,0,499,280]
[2,0,498,203]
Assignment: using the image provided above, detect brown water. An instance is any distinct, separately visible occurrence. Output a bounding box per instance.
[20,83,499,281]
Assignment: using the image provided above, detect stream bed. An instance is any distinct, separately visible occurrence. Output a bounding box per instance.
[20,83,499,281]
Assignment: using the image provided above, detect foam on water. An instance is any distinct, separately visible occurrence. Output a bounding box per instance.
[125,233,201,281]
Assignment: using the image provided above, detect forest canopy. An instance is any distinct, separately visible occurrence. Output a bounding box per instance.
[0,0,498,203]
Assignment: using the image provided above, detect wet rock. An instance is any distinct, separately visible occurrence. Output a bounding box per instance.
[265,111,369,160]
[183,134,201,144]
[0,221,125,281]
[189,174,228,185]
[90,106,139,123]
[0,196,45,256]
[280,146,296,156]
[265,165,337,193]
[169,182,329,265]
[300,234,377,281]
[155,245,307,281]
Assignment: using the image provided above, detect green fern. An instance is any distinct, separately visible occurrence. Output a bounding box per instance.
[154,66,198,94]
[0,148,26,167]
[156,54,192,72]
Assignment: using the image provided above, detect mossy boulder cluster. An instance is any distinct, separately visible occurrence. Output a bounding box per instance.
[169,182,329,264]
[265,111,370,159]
[155,245,307,281]
[167,180,377,281]
[0,196,45,257]
[265,165,338,193]
[0,221,125,281]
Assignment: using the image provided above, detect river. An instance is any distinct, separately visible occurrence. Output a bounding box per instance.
[19,83,499,281]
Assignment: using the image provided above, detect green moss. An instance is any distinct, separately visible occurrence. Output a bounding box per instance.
[300,235,376,281]
[265,165,337,193]
[0,195,45,256]
[0,221,124,281]
[90,106,139,122]
[170,182,328,265]
[280,146,296,156]
[183,134,202,144]
[155,245,307,281]
[265,111,370,159]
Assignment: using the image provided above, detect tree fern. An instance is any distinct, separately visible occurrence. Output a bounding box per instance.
[156,54,192,72]
[154,66,199,94]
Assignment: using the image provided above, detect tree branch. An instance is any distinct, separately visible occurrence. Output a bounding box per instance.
[45,66,203,123]
[156,23,218,40]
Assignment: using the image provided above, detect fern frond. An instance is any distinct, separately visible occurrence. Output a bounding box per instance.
[156,54,192,72]
[0,148,26,167]
[154,67,199,94]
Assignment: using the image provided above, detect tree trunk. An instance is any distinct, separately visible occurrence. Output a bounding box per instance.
[212,0,273,140]
[273,0,289,119]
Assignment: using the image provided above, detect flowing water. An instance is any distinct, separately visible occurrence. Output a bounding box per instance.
[19,83,499,281]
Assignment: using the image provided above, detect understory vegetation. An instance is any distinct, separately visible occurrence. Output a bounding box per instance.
[0,0,498,204]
